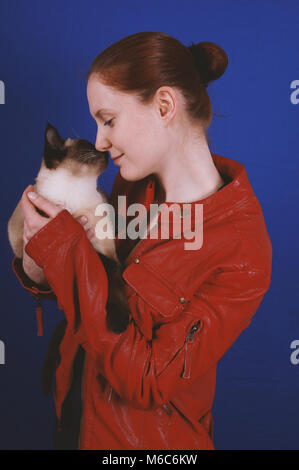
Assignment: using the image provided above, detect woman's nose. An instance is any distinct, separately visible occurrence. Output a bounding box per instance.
[95,131,111,152]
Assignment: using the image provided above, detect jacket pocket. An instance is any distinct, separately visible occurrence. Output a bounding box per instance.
[181,320,202,379]
[122,260,190,324]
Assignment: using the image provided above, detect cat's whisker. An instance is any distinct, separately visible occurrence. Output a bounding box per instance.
[69,124,80,138]
[78,152,104,162]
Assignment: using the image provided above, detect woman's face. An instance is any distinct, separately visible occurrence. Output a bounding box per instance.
[87,74,169,181]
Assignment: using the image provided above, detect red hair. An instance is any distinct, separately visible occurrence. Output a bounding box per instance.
[87,32,228,130]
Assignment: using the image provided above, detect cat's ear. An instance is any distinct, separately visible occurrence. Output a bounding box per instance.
[45,122,64,149]
[43,122,67,169]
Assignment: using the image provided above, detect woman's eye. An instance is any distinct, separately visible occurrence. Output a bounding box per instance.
[104,119,114,127]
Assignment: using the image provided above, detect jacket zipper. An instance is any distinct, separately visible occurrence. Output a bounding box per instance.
[104,328,201,409]
[181,320,201,379]
[108,384,113,403]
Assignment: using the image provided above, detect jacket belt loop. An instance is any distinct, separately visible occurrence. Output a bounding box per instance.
[36,299,43,336]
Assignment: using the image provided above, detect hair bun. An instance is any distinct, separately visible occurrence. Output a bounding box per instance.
[188,41,228,87]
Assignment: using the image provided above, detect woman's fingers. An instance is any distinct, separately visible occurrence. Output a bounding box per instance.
[21,185,95,242]
[75,215,88,225]
[25,186,63,219]
[74,215,94,239]
[86,228,95,240]
[20,185,38,221]
[20,185,63,224]
[20,185,66,241]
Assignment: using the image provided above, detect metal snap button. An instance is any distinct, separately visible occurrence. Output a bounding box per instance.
[190,325,199,334]
[133,257,140,264]
[179,297,186,304]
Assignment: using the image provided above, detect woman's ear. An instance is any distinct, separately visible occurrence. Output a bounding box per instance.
[155,86,176,123]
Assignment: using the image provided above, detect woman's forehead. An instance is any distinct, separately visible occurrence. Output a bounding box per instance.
[87,76,133,115]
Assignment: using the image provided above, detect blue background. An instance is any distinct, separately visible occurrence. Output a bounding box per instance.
[0,0,299,450]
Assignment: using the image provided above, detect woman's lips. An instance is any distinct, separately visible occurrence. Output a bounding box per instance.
[113,153,124,164]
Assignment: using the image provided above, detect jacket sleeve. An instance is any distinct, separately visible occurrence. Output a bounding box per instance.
[11,256,57,301]
[24,208,272,410]
[11,256,58,336]
[10,169,125,304]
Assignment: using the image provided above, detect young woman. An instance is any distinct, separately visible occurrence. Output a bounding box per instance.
[12,32,272,450]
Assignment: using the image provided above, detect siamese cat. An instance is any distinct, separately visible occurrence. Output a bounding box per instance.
[8,122,118,261]
[8,123,130,394]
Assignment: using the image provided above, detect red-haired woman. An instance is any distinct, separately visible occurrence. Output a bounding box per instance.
[12,32,272,450]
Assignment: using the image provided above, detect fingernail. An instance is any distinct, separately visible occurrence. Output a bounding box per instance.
[81,216,88,223]
[27,192,37,199]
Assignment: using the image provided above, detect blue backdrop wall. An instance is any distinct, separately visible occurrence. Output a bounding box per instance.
[0,0,298,450]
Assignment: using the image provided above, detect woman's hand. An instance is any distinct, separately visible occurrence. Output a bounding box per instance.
[21,184,65,241]
[20,184,95,285]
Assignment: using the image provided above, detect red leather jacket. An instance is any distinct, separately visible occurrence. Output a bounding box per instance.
[12,153,272,450]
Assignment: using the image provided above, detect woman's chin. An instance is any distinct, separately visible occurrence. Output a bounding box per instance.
[119,166,145,182]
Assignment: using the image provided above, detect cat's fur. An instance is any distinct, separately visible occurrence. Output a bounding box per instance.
[8,122,117,261]
[8,123,130,394]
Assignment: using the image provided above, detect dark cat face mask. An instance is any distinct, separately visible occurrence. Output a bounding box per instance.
[43,121,109,173]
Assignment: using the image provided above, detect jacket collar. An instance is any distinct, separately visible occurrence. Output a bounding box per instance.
[141,153,255,221]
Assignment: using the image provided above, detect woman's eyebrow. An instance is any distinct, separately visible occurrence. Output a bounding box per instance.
[95,108,114,119]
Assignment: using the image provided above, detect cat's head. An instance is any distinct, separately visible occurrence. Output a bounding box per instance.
[43,122,109,175]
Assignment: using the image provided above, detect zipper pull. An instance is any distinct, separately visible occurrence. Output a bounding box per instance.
[181,321,201,379]
[108,385,113,403]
